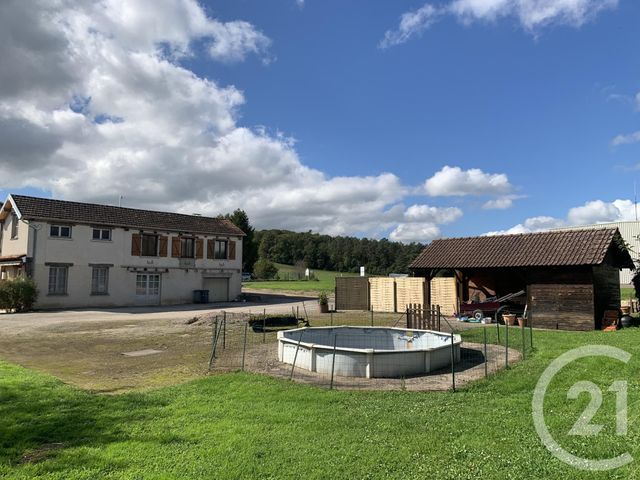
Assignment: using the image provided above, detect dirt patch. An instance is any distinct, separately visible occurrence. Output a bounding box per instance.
[19,443,65,464]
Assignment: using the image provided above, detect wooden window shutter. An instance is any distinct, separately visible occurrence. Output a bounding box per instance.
[131,233,141,256]
[171,237,181,258]
[207,239,214,259]
[228,240,236,260]
[195,238,204,259]
[159,236,168,257]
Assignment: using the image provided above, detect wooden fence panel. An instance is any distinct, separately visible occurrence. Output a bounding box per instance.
[335,277,369,311]
[430,277,458,317]
[369,277,396,312]
[395,277,425,312]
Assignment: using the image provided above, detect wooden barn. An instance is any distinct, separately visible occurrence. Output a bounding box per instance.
[409,228,635,331]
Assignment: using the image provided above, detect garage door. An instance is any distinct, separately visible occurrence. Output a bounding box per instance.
[203,277,229,302]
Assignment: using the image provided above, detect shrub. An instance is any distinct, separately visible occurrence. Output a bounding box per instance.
[0,277,38,313]
[318,291,328,306]
[253,258,278,280]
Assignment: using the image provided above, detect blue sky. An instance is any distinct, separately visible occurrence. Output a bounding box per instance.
[1,0,640,241]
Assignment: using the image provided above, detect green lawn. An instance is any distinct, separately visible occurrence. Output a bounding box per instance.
[3,328,640,478]
[244,263,357,293]
[621,287,635,302]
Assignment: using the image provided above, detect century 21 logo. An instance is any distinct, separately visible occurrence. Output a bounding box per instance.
[532,345,632,471]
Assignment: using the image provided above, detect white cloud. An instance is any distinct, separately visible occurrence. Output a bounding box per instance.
[381,0,617,47]
[379,4,441,49]
[487,199,636,236]
[0,0,469,241]
[483,196,512,210]
[612,130,640,146]
[424,166,512,197]
[389,223,442,243]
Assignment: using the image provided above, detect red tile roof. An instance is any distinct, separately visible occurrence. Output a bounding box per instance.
[10,195,245,237]
[410,228,635,270]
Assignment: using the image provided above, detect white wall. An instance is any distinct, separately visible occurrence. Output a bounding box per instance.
[0,214,29,257]
[30,221,243,309]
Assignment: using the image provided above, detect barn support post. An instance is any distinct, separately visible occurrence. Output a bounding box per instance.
[241,321,248,371]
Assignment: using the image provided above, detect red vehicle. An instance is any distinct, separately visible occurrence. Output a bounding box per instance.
[458,290,525,321]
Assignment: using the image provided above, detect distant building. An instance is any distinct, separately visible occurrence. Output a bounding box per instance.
[0,195,245,309]
[553,221,640,285]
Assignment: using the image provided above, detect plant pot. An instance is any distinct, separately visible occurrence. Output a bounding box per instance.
[621,306,631,316]
[502,314,516,326]
[319,303,329,314]
[517,317,525,328]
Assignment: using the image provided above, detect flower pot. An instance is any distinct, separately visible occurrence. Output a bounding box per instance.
[319,303,329,314]
[517,317,525,328]
[502,314,516,326]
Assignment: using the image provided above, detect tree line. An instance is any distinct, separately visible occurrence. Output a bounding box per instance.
[223,210,425,276]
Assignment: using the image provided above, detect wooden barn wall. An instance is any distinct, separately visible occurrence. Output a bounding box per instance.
[429,277,458,316]
[395,277,426,312]
[528,283,595,331]
[369,277,396,312]
[335,277,369,311]
[592,264,621,329]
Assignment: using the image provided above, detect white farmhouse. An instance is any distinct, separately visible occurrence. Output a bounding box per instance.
[0,194,244,308]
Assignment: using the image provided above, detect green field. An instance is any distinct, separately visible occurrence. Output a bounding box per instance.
[244,263,357,293]
[621,287,635,302]
[3,328,640,478]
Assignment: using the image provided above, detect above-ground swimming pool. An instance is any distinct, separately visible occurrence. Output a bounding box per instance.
[277,326,462,378]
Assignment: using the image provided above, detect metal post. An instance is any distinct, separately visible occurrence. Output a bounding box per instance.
[263,308,266,344]
[437,305,441,332]
[483,325,488,378]
[296,306,299,319]
[330,311,333,326]
[496,319,500,344]
[290,329,305,380]
[529,314,534,351]
[505,320,509,369]
[241,321,248,371]
[222,312,226,350]
[370,309,374,327]
[521,316,526,360]
[330,334,338,389]
[450,332,456,392]
[208,315,219,370]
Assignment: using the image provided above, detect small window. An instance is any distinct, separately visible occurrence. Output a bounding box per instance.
[48,266,68,295]
[50,225,72,238]
[214,240,228,260]
[91,267,109,295]
[181,237,195,258]
[10,213,18,239]
[92,228,112,241]
[141,234,158,256]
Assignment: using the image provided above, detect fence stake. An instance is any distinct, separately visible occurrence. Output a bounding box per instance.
[302,302,309,323]
[529,313,534,351]
[450,332,456,392]
[330,311,333,326]
[207,315,219,370]
[263,308,266,344]
[370,309,374,327]
[505,321,509,369]
[437,305,441,332]
[521,317,526,360]
[496,319,500,344]
[330,333,338,390]
[222,311,226,350]
[241,321,248,371]
[483,325,488,378]
[290,329,305,380]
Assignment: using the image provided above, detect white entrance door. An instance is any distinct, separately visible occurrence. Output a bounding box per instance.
[203,277,229,302]
[135,274,161,305]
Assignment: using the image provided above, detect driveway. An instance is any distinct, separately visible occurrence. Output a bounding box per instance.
[0,293,318,393]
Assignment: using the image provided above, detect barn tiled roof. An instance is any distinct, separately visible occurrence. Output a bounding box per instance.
[410,228,634,270]
[9,195,245,237]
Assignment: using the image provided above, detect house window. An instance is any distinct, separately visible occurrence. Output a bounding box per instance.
[91,267,109,295]
[92,228,112,241]
[181,237,195,258]
[10,213,18,239]
[141,234,158,256]
[48,266,68,295]
[214,240,228,259]
[50,225,72,238]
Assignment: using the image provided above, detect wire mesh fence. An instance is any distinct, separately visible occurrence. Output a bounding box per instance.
[204,307,535,391]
